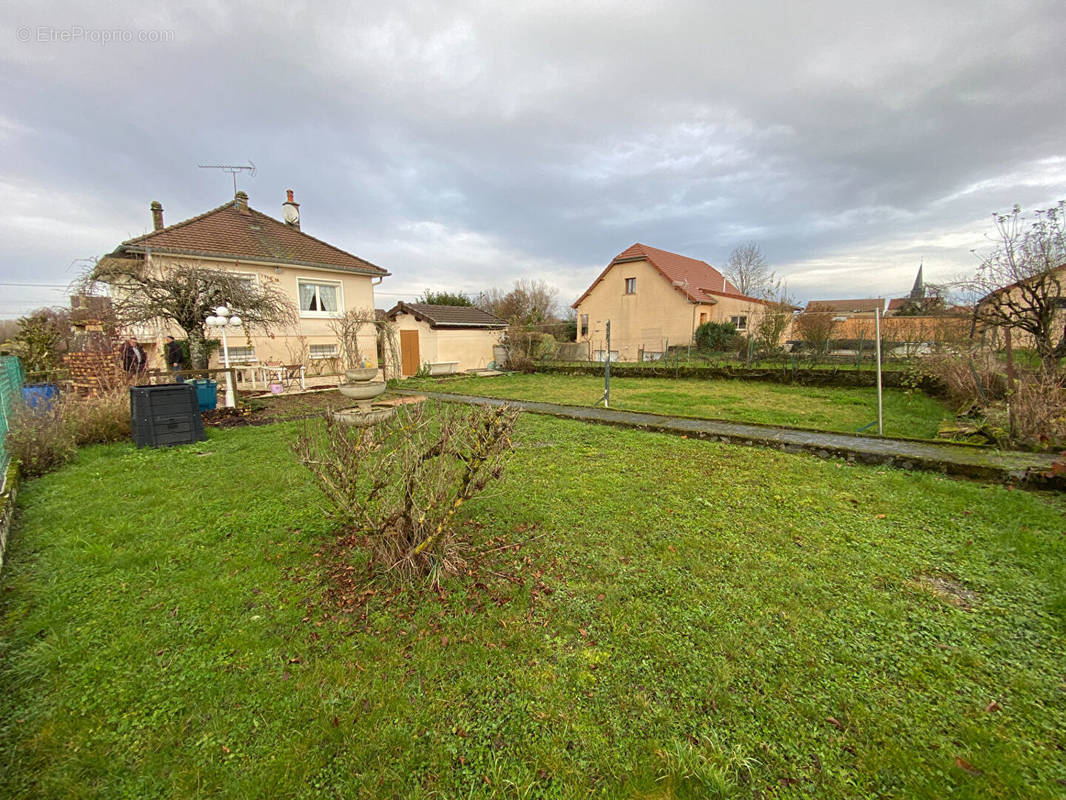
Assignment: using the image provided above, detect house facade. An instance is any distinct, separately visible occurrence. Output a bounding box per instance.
[572,243,773,361]
[103,191,389,369]
[385,302,506,376]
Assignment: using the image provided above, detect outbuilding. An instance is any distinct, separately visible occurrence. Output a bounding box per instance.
[385,302,507,376]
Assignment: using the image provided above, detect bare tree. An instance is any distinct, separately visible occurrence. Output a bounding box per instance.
[724,242,779,299]
[87,259,296,368]
[476,279,559,324]
[753,293,796,353]
[961,202,1066,372]
[793,313,837,355]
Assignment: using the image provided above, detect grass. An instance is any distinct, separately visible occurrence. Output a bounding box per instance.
[1,413,1064,798]
[402,373,951,439]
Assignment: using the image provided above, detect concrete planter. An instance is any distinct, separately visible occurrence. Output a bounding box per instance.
[344,367,379,382]
[428,361,459,376]
[338,381,386,401]
[331,404,397,427]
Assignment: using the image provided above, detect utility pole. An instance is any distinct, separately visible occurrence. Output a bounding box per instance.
[604,320,611,408]
[874,304,884,436]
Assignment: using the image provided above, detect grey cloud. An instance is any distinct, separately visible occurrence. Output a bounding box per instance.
[1,0,1063,316]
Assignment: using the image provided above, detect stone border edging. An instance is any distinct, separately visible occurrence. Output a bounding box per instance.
[0,459,21,574]
[400,391,1061,490]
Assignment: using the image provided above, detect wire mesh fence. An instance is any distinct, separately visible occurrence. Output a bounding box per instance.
[0,356,26,472]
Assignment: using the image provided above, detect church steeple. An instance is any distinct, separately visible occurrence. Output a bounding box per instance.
[909,263,925,301]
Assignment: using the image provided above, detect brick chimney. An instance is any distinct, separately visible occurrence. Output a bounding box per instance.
[150,201,164,231]
[282,189,301,230]
[234,190,250,215]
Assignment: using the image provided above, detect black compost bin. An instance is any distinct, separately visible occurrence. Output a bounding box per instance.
[130,383,207,448]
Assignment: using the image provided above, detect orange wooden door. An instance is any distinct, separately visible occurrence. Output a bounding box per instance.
[400,329,420,376]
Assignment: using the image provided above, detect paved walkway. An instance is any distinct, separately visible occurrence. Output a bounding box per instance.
[397,390,1062,488]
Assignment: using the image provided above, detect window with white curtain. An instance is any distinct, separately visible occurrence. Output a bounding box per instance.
[297,279,342,317]
[226,346,256,362]
[309,343,339,359]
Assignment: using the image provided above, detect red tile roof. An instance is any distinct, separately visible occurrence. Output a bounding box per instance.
[113,199,389,276]
[803,298,885,314]
[573,243,772,308]
[386,302,507,329]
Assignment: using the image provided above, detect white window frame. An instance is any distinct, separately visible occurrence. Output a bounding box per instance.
[232,271,258,291]
[226,345,257,363]
[730,315,748,331]
[298,278,344,318]
[624,277,636,295]
[309,343,339,359]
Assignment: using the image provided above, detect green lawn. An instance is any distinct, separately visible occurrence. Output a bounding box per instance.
[402,373,951,439]
[1,414,1064,798]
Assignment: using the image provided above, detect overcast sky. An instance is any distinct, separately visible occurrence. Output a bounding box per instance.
[2,0,1064,318]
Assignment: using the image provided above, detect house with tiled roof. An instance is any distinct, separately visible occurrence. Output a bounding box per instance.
[103,190,389,370]
[385,302,507,376]
[572,243,777,360]
[802,298,885,317]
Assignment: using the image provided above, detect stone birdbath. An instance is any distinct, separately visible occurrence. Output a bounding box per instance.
[332,365,396,426]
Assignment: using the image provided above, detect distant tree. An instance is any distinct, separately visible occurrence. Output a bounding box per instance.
[88,259,296,369]
[724,242,779,299]
[416,290,473,306]
[793,313,837,354]
[893,284,949,317]
[753,294,797,352]
[477,279,559,325]
[1,308,73,374]
[961,202,1066,372]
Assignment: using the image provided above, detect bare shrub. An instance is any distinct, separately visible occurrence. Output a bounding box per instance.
[62,389,131,446]
[6,389,133,477]
[5,406,76,478]
[293,402,519,582]
[918,352,1008,409]
[1005,373,1066,450]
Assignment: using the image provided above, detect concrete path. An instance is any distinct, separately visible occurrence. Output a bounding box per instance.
[397,390,1062,488]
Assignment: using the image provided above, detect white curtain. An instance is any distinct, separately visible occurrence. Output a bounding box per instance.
[299,282,316,311]
[317,284,338,312]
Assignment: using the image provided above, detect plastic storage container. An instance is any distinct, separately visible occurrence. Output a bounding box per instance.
[189,378,218,412]
[22,383,59,412]
[129,383,206,448]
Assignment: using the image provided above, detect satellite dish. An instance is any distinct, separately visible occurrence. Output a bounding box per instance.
[283,203,300,225]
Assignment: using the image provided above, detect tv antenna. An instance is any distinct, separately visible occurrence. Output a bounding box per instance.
[198,161,257,194]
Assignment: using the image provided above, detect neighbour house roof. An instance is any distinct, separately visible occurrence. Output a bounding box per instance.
[386,302,507,329]
[572,243,775,308]
[803,298,886,314]
[886,297,911,311]
[976,262,1066,306]
[111,197,390,277]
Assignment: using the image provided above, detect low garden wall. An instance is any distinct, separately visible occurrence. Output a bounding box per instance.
[0,460,20,574]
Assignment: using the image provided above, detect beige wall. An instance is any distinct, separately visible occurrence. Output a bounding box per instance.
[127,253,380,369]
[391,312,503,373]
[574,259,764,360]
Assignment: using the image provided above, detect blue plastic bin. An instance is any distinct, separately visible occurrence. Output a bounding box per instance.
[22,383,59,413]
[189,379,218,412]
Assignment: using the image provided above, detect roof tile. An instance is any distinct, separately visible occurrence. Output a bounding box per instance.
[115,199,389,276]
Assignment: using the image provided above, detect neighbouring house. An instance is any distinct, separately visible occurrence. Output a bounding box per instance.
[973,262,1066,357]
[385,302,507,376]
[101,190,390,370]
[572,243,776,361]
[802,298,886,318]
